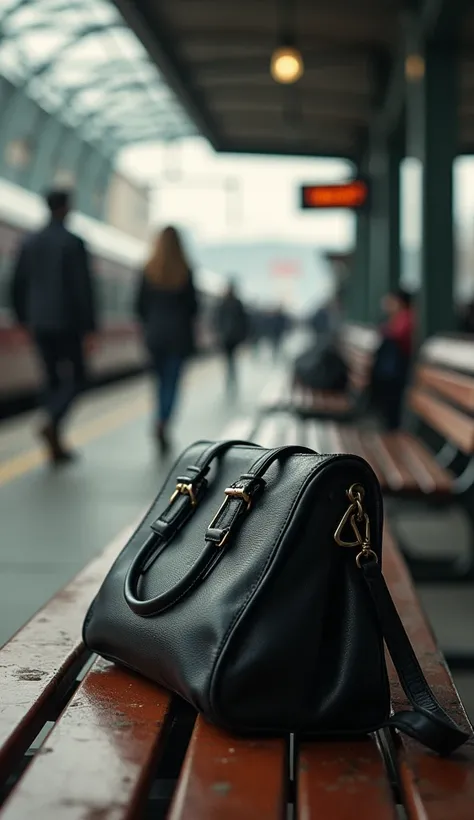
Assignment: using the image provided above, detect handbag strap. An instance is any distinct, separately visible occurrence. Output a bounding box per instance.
[360,558,470,755]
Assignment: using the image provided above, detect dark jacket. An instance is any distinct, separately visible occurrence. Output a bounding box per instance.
[371,337,410,384]
[10,220,96,335]
[214,294,247,348]
[135,271,197,357]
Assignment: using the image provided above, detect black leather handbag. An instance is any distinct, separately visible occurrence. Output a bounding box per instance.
[83,440,470,755]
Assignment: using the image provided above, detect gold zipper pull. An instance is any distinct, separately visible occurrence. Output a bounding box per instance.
[334,483,378,568]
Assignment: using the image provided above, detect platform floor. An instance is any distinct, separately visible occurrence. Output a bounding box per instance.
[0,351,273,646]
[1,348,473,719]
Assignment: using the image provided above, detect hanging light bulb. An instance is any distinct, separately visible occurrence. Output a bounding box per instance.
[270,45,304,84]
[405,53,425,82]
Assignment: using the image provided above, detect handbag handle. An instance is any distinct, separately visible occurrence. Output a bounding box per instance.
[360,559,470,755]
[124,444,313,616]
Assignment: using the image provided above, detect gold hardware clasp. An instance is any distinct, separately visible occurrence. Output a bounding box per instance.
[207,486,253,548]
[224,486,252,510]
[334,483,378,568]
[170,482,197,507]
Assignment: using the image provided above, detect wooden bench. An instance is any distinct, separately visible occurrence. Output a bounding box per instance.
[1,519,473,819]
[232,407,474,666]
[255,332,474,577]
[260,335,471,585]
[259,324,378,420]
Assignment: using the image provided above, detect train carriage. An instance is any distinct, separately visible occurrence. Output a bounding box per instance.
[0,178,221,412]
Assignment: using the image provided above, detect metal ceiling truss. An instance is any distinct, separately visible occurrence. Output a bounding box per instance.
[0,0,194,157]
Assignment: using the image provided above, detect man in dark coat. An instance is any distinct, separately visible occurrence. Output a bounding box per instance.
[10,189,97,463]
[214,280,248,394]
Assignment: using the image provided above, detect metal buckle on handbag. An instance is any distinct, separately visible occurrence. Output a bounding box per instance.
[206,481,263,548]
[170,482,198,508]
[334,483,378,568]
[224,486,253,510]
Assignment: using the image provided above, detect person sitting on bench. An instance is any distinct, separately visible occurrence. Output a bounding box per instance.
[371,288,415,431]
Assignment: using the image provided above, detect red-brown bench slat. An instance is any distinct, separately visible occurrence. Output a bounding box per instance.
[297,391,346,414]
[169,716,287,820]
[409,388,474,454]
[383,531,474,820]
[297,739,398,819]
[417,366,474,413]
[0,526,132,778]
[335,426,386,487]
[394,433,453,495]
[363,432,416,493]
[328,427,452,497]
[314,393,352,414]
[0,659,173,820]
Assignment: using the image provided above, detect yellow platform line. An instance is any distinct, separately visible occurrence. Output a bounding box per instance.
[0,397,149,488]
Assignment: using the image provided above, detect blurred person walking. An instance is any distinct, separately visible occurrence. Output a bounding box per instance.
[214,280,247,394]
[135,226,197,453]
[10,189,96,464]
[268,306,288,360]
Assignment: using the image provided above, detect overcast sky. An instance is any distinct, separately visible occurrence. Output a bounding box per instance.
[119,137,356,247]
[119,138,474,257]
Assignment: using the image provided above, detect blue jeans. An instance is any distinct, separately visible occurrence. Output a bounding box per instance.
[152,353,183,424]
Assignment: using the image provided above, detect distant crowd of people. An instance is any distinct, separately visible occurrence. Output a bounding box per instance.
[9,188,290,463]
[12,185,473,459]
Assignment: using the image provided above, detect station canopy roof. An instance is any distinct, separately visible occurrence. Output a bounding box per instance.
[110,0,474,161]
[0,0,196,153]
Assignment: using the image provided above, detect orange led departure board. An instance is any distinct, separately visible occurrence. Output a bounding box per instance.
[300,180,369,210]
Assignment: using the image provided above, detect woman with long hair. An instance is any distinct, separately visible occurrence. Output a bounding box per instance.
[135,226,197,451]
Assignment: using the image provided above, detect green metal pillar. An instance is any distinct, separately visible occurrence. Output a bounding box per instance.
[421,44,457,338]
[406,40,457,339]
[367,133,390,324]
[388,128,402,293]
[350,210,371,323]
[346,154,370,323]
[365,122,402,324]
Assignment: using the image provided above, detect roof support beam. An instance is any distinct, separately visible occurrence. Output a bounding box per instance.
[112,0,219,147]
[216,142,356,162]
[374,0,470,138]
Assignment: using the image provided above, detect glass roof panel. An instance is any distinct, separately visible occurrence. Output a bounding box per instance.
[0,0,195,151]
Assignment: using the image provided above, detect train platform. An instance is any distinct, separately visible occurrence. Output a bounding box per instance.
[1,344,474,722]
[0,350,276,648]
